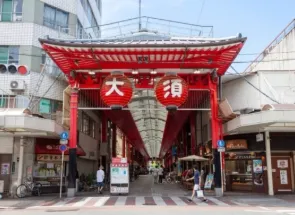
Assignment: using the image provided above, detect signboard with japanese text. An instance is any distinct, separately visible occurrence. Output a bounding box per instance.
[37,154,69,162]
[226,139,248,150]
[110,163,129,194]
[155,75,189,107]
[204,174,214,189]
[100,73,133,107]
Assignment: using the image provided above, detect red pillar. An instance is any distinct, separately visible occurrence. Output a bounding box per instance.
[112,123,116,158]
[68,89,78,196]
[209,74,222,189]
[122,135,126,158]
[190,112,196,155]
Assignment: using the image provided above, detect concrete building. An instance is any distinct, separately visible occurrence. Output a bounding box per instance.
[0,0,101,196]
[221,19,295,195]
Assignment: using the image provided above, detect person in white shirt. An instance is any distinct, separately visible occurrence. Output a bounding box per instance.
[96,166,105,194]
[158,165,164,183]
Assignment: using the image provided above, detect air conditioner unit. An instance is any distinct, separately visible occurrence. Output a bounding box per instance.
[10,80,25,91]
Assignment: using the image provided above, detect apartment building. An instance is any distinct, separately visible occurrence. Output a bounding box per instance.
[0,0,101,195]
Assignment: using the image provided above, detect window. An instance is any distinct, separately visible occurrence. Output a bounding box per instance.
[77,19,88,39]
[80,112,96,138]
[80,0,99,38]
[0,0,23,22]
[0,46,19,64]
[43,4,69,33]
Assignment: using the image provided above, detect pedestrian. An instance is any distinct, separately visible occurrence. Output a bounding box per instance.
[153,166,159,184]
[158,165,164,183]
[96,165,105,194]
[186,165,208,202]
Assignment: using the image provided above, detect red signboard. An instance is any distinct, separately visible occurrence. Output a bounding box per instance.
[35,143,85,156]
[100,74,133,107]
[155,75,189,107]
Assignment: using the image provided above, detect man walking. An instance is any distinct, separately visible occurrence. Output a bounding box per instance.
[96,166,105,194]
[186,165,208,202]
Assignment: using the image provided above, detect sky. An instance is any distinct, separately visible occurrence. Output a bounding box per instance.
[101,0,295,72]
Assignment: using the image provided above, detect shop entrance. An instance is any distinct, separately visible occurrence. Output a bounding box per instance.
[0,154,12,193]
[271,156,293,193]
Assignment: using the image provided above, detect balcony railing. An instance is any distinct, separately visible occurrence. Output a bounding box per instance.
[99,16,214,39]
[0,12,22,22]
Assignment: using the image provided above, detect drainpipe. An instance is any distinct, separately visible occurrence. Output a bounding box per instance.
[265,131,274,195]
[17,137,24,186]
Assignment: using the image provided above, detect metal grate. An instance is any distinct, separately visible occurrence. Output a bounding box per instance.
[78,89,210,110]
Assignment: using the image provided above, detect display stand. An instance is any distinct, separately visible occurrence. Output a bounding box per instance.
[110,158,129,195]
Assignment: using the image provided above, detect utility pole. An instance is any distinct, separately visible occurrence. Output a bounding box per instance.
[139,0,142,31]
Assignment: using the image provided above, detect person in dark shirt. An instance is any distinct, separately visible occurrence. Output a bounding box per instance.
[186,165,208,202]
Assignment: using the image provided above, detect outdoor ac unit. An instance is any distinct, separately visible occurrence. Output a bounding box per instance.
[10,80,25,91]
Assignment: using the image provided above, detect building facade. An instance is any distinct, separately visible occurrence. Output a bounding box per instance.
[0,0,101,196]
[222,19,295,195]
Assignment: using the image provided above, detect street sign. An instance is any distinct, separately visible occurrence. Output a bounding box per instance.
[59,144,67,152]
[60,139,68,145]
[217,140,225,152]
[217,140,225,148]
[60,131,69,140]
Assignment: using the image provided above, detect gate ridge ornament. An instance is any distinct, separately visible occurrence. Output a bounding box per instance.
[100,73,133,109]
[155,74,189,109]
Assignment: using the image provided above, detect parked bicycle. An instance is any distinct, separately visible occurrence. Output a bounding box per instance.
[16,178,42,198]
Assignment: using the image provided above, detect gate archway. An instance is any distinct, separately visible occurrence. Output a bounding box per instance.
[40,34,246,197]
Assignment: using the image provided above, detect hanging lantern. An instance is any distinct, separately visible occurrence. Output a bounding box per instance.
[100,73,133,109]
[155,75,189,109]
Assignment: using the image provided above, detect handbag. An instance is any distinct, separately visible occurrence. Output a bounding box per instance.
[196,190,204,198]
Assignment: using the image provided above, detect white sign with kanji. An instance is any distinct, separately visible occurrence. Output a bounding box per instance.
[163,79,183,98]
[105,78,124,96]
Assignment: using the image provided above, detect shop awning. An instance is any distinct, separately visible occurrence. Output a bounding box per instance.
[224,108,295,134]
[35,139,86,156]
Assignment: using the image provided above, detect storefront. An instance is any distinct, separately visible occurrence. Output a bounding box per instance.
[34,138,85,193]
[224,138,267,193]
[224,133,295,194]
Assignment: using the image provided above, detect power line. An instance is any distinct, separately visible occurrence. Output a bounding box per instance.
[196,0,206,25]
[230,66,280,104]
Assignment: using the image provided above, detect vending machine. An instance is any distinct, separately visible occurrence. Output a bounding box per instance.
[110,158,129,195]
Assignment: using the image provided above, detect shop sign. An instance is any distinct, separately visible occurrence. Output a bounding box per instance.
[253,159,263,173]
[256,133,263,142]
[100,73,133,108]
[277,160,288,168]
[280,170,288,184]
[1,163,10,175]
[155,75,189,108]
[204,174,214,189]
[226,139,248,150]
[37,154,69,162]
[227,153,255,160]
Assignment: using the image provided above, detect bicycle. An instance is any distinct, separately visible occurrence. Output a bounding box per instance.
[16,178,42,198]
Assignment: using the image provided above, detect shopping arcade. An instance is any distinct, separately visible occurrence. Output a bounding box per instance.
[40,35,246,196]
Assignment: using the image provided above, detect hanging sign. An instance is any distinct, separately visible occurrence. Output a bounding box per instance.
[155,75,189,108]
[100,73,133,108]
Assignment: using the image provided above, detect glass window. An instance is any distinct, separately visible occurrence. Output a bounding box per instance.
[39,98,51,114]
[0,46,8,64]
[1,0,13,22]
[43,4,69,33]
[43,4,55,28]
[0,46,19,64]
[8,46,19,64]
[13,0,22,15]
[79,0,99,38]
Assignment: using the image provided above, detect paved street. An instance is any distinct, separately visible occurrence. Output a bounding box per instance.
[0,176,294,211]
